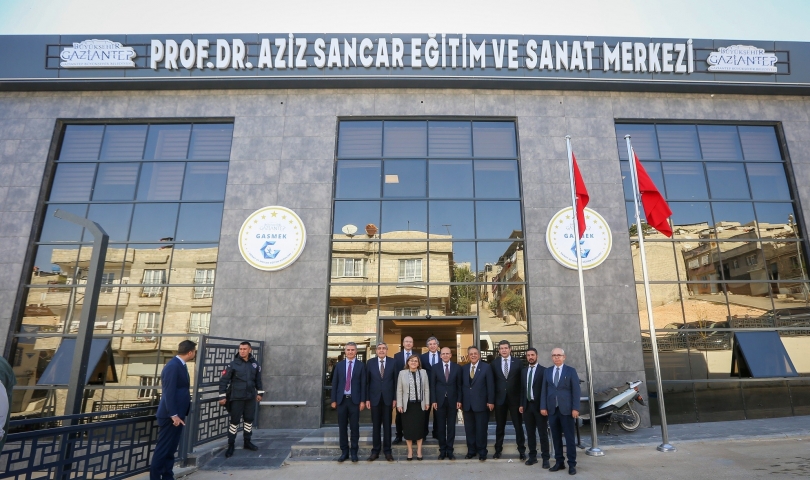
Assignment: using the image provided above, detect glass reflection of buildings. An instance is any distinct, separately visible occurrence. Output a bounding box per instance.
[330,229,527,333]
[15,245,215,418]
[621,123,810,424]
[10,122,231,420]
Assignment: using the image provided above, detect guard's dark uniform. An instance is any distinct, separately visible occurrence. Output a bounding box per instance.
[218,353,264,449]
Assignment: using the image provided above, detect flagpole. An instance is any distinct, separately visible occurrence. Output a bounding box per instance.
[565,136,603,457]
[624,135,676,453]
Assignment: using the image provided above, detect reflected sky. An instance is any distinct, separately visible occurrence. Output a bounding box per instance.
[335,160,381,199]
[748,164,791,200]
[176,203,223,242]
[706,163,749,199]
[475,201,522,239]
[87,204,133,241]
[669,202,712,229]
[429,201,475,239]
[130,203,179,241]
[474,160,519,198]
[381,200,427,233]
[712,202,755,227]
[383,160,426,197]
[663,162,708,200]
[40,204,87,242]
[333,201,380,234]
[428,160,473,198]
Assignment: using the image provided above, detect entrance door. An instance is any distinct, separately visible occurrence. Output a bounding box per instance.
[381,317,476,365]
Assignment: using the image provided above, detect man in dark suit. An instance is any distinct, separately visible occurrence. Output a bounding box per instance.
[491,339,526,460]
[365,342,396,462]
[150,340,196,480]
[430,346,462,460]
[391,335,415,444]
[520,347,550,468]
[460,346,494,461]
[541,348,581,476]
[420,336,441,439]
[331,342,366,463]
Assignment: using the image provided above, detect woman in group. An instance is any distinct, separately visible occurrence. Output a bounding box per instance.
[396,354,430,460]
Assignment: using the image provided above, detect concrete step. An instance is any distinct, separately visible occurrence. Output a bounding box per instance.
[290,425,542,459]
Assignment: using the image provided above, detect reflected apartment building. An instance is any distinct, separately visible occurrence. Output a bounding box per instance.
[15,244,216,418]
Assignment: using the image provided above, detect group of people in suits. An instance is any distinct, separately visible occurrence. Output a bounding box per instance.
[331,337,582,475]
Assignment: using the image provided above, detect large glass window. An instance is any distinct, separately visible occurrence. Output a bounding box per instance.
[618,123,810,425]
[11,122,232,417]
[326,119,529,423]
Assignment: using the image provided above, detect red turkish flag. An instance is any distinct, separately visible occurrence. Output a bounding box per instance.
[572,153,589,239]
[634,151,673,237]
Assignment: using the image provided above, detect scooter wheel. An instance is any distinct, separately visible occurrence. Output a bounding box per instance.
[618,406,641,432]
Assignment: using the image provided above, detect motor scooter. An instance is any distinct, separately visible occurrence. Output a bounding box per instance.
[578,380,645,432]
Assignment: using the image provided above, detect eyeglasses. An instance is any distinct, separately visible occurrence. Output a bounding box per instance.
[552,354,564,357]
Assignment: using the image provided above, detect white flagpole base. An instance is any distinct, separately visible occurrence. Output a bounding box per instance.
[585,447,605,457]
[657,443,677,453]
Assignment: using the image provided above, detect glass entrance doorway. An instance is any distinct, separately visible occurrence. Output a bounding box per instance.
[381,317,476,365]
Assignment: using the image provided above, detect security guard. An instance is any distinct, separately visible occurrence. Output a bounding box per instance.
[218,341,264,458]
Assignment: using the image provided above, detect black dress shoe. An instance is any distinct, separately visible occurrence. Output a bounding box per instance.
[525,457,538,466]
[438,453,446,460]
[569,466,577,475]
[367,453,379,461]
[351,454,359,463]
[549,462,565,472]
[385,453,394,461]
[543,459,551,469]
[492,452,501,459]
[479,455,486,461]
[337,452,349,462]
[393,437,403,444]
[520,453,526,461]
[447,453,456,460]
[243,440,259,451]
[465,453,476,459]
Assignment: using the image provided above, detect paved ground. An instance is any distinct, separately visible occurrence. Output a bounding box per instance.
[187,435,810,479]
[130,416,810,479]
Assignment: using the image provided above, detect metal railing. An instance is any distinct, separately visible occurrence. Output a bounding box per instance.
[0,407,158,480]
[1,335,262,479]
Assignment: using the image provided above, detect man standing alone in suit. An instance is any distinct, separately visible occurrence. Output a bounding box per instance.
[430,346,461,460]
[150,340,196,480]
[365,342,396,462]
[541,348,581,475]
[520,347,550,468]
[392,336,415,444]
[460,346,494,461]
[331,342,366,462]
[420,336,441,439]
[492,340,526,460]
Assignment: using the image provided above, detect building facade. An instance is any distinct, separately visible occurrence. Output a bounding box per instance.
[1,33,809,428]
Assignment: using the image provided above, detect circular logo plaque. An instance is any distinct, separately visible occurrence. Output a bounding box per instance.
[238,206,307,271]
[545,207,612,270]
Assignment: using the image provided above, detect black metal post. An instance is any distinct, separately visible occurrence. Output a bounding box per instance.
[52,208,109,480]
